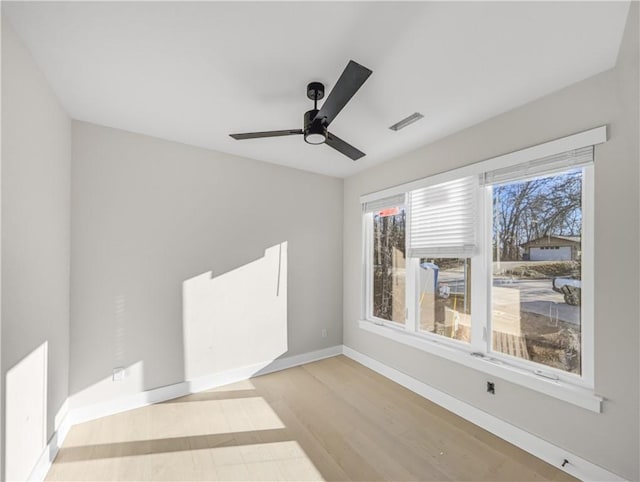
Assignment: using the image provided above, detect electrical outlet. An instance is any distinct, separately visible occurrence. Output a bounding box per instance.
[112,367,125,381]
[486,381,495,394]
[321,328,327,338]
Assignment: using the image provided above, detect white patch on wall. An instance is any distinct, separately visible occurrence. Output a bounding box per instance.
[5,342,48,481]
[182,242,288,379]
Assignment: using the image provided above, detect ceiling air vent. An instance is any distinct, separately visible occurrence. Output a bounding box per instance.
[389,112,424,131]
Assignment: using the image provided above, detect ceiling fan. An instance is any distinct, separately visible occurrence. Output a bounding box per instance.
[230,60,372,161]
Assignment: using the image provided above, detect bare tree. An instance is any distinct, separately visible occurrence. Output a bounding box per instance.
[493,170,582,261]
[373,210,405,319]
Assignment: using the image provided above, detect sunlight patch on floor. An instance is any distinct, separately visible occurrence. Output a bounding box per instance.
[46,440,324,481]
[62,396,285,447]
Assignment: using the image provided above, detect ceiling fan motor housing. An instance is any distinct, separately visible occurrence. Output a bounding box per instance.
[304,109,327,144]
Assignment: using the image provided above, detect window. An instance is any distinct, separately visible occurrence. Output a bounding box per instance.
[490,169,583,374]
[371,205,406,325]
[418,257,471,343]
[361,127,603,400]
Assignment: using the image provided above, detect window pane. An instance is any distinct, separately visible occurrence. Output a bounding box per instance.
[418,258,471,342]
[372,207,406,324]
[491,169,582,374]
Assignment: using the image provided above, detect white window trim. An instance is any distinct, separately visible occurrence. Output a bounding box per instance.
[357,320,602,412]
[359,126,606,413]
[360,126,606,205]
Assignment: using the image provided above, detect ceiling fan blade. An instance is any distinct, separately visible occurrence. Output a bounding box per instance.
[326,132,365,161]
[314,60,372,127]
[230,129,302,140]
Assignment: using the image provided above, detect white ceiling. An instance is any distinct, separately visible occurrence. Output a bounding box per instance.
[3,1,630,178]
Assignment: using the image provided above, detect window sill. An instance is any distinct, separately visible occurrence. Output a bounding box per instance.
[358,320,602,413]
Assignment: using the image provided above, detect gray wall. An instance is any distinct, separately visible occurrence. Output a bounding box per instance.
[2,3,637,479]
[343,4,639,481]
[1,16,71,480]
[70,121,343,408]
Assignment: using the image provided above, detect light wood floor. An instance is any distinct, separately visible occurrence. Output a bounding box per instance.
[47,355,575,481]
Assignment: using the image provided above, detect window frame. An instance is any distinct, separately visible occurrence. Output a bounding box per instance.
[359,126,605,411]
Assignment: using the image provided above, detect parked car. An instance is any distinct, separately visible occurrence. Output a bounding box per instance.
[552,278,581,306]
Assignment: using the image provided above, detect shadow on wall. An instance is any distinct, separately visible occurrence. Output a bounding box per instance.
[69,241,289,412]
[5,342,48,481]
[182,242,288,380]
[67,361,145,411]
[6,240,291,479]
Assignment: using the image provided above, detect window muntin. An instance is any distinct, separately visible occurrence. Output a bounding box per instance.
[371,206,406,325]
[490,169,583,374]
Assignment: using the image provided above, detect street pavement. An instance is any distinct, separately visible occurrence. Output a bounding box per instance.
[432,270,580,325]
[494,278,579,325]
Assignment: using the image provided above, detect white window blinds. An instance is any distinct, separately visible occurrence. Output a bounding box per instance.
[481,146,593,186]
[408,176,478,258]
[362,193,405,213]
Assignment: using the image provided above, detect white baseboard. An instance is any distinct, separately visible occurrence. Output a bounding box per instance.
[28,402,71,481]
[342,345,625,482]
[69,380,191,426]
[28,344,623,482]
[70,344,342,426]
[27,345,343,481]
[187,345,343,394]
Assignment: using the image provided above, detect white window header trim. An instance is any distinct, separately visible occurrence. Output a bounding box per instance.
[360,125,606,205]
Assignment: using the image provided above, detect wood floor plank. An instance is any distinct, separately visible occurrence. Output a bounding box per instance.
[46,356,576,481]
[258,366,449,481]
[253,369,385,481]
[310,357,513,479]
[302,358,496,480]
[333,355,574,481]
